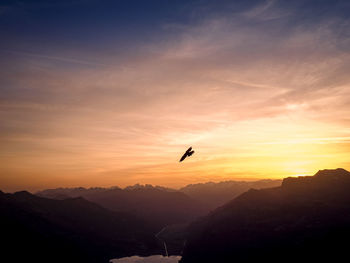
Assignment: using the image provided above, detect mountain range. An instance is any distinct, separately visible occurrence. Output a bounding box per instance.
[36,179,282,230]
[180,168,350,263]
[180,179,281,210]
[1,190,160,263]
[36,185,206,230]
[4,169,350,263]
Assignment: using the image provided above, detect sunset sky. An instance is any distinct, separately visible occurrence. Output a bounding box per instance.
[1,0,349,192]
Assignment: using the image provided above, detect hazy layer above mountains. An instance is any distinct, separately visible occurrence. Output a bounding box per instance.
[180,168,350,263]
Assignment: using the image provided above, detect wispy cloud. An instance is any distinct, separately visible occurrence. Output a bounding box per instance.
[3,50,107,67]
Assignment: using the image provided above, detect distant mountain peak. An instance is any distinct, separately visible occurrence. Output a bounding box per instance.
[123,184,175,192]
[314,168,350,177]
[281,168,350,192]
[13,190,33,198]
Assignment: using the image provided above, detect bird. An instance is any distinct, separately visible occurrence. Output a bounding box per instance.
[179,147,195,162]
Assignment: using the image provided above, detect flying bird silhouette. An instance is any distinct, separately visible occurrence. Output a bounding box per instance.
[179,147,195,162]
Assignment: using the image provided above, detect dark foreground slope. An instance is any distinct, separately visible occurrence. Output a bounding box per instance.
[37,185,206,230]
[180,168,350,263]
[1,191,160,263]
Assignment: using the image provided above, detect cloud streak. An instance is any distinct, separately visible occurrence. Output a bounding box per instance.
[3,50,108,67]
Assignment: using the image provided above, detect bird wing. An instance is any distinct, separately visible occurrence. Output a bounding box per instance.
[186,147,192,153]
[179,152,188,162]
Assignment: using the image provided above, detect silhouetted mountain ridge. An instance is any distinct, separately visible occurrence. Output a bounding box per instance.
[37,179,284,230]
[180,179,282,210]
[124,183,176,192]
[1,190,160,263]
[180,168,350,263]
[282,168,350,190]
[37,185,207,230]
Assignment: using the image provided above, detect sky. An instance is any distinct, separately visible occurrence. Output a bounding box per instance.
[0,0,349,192]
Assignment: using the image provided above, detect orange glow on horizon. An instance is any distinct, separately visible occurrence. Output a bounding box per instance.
[1,112,349,192]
